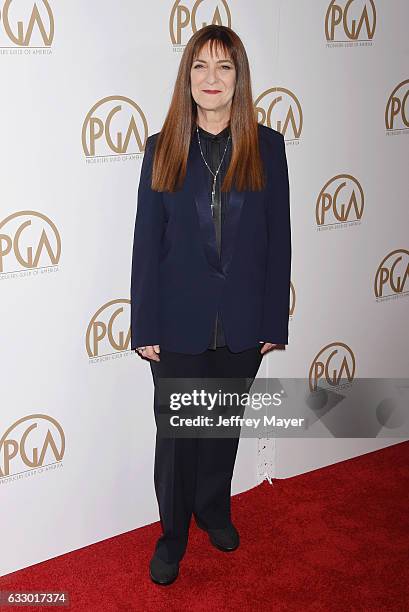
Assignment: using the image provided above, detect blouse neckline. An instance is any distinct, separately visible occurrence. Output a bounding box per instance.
[196,123,231,141]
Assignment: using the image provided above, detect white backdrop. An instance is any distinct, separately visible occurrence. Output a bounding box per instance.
[1,0,408,576]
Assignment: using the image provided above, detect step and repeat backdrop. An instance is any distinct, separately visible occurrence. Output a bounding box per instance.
[1,1,408,575]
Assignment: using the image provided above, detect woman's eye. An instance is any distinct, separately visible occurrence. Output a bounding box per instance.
[193,64,232,70]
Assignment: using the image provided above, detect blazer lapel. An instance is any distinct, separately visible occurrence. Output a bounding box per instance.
[189,135,245,276]
[221,185,245,276]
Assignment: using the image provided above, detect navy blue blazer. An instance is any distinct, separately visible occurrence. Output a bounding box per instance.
[130,123,291,354]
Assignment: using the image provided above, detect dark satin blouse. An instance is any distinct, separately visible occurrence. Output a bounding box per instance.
[196,123,232,350]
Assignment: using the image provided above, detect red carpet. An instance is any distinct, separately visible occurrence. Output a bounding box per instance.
[2,441,408,611]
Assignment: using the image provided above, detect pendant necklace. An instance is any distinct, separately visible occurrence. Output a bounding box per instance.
[196,125,231,217]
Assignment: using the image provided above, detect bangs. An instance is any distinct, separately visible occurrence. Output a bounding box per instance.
[193,36,233,62]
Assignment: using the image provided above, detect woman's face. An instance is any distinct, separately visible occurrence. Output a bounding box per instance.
[190,41,236,114]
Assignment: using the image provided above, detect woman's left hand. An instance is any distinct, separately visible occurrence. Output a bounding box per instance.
[259,342,279,355]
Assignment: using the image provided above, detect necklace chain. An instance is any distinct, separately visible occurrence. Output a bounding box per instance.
[196,125,231,216]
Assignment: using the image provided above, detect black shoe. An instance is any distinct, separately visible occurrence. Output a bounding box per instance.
[196,518,240,552]
[149,554,179,586]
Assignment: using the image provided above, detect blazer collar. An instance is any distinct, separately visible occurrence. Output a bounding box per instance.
[188,131,245,277]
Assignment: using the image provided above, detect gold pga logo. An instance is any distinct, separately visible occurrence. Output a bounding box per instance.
[325,0,376,42]
[0,210,61,276]
[385,80,409,133]
[0,0,54,48]
[316,174,364,227]
[170,0,231,47]
[255,88,303,142]
[0,414,65,479]
[309,342,356,392]
[82,96,148,160]
[86,299,131,359]
[374,249,409,300]
[290,281,296,317]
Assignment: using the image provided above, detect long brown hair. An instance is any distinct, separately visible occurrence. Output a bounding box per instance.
[151,25,265,193]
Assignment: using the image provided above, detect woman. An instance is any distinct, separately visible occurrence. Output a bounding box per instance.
[130,25,291,585]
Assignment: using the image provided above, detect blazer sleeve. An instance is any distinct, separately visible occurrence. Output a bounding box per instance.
[260,133,292,345]
[130,135,165,349]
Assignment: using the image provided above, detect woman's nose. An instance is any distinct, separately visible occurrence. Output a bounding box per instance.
[205,67,217,84]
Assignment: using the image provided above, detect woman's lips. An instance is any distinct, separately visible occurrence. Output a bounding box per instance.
[202,90,221,94]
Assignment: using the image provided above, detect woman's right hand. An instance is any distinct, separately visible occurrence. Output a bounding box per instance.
[136,345,160,361]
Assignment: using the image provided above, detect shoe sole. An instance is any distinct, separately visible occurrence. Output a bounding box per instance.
[209,538,239,552]
[196,521,240,552]
[149,569,179,586]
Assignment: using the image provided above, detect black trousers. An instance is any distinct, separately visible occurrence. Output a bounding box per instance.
[149,345,263,563]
